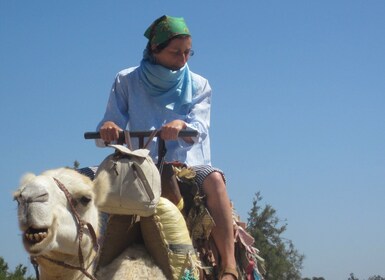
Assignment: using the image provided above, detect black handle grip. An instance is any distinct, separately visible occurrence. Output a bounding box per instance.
[84,129,198,140]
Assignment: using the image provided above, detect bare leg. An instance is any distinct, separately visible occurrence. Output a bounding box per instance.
[202,172,237,280]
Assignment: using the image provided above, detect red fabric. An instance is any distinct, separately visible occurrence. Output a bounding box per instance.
[245,259,255,280]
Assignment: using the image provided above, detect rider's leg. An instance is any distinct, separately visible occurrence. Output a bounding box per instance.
[160,163,182,206]
[202,172,237,280]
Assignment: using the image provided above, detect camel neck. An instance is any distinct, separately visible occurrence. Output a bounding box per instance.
[36,251,96,280]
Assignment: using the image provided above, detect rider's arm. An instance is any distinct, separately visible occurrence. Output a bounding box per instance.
[160,119,190,142]
[96,71,131,146]
[180,75,211,146]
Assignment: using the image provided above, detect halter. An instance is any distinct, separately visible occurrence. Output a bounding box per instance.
[31,177,100,280]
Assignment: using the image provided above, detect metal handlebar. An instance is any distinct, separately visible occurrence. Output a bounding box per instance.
[84,129,198,150]
[84,129,198,140]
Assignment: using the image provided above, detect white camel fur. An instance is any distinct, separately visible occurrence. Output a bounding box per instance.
[14,167,167,280]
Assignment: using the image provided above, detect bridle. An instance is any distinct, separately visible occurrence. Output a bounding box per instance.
[31,177,99,280]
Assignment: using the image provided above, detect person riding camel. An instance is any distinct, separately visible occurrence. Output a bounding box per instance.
[97,15,238,280]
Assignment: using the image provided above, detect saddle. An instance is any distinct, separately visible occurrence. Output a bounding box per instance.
[81,163,265,280]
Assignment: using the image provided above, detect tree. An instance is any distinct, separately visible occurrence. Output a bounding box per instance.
[0,257,8,279]
[348,273,385,280]
[73,160,80,169]
[368,277,385,280]
[349,273,360,280]
[247,192,304,280]
[0,257,35,280]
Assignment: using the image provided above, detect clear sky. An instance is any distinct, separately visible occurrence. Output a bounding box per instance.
[1,1,384,279]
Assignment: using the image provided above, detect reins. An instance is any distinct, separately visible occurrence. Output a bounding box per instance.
[31,177,99,280]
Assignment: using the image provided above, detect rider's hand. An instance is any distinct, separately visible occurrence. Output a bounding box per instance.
[160,120,188,141]
[99,121,122,144]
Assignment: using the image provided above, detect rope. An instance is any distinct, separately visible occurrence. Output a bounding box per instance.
[30,178,100,280]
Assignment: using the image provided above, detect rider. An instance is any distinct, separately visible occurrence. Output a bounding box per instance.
[96,15,237,280]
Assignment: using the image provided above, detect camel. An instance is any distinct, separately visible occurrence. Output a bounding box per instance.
[14,167,167,280]
[14,165,266,280]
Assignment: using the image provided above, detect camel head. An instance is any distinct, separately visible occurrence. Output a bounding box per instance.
[13,167,171,280]
[13,167,109,278]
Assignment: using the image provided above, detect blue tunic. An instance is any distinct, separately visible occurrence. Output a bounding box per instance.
[97,65,212,166]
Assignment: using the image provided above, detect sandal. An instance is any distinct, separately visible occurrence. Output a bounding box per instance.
[219,267,238,280]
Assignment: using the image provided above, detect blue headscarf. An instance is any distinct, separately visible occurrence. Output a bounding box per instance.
[138,55,193,114]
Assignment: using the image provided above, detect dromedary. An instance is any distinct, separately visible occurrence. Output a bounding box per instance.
[14,167,167,280]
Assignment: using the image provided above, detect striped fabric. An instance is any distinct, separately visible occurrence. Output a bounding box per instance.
[77,165,225,195]
[77,166,98,180]
[191,165,226,194]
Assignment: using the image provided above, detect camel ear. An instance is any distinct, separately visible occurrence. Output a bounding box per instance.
[20,173,36,185]
[93,170,111,207]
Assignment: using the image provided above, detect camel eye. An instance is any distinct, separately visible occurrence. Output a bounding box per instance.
[79,196,91,206]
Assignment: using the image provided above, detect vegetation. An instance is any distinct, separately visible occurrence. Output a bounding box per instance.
[349,273,385,280]
[73,160,80,169]
[0,257,35,280]
[247,192,304,280]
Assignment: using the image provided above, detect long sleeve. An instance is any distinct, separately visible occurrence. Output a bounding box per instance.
[97,72,132,131]
[96,66,212,166]
[181,75,211,146]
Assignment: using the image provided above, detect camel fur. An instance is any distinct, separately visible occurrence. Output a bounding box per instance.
[14,167,166,280]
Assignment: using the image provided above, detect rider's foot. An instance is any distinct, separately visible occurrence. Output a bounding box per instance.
[221,274,237,280]
[219,267,238,280]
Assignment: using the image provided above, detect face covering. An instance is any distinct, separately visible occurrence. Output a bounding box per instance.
[138,59,193,114]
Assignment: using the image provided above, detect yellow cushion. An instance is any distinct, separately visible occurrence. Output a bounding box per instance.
[140,197,200,280]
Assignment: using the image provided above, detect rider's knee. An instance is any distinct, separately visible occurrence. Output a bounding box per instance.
[202,171,227,197]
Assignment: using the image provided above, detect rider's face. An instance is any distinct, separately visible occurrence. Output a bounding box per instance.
[152,37,193,71]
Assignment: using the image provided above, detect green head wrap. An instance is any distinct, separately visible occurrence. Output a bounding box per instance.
[144,15,190,46]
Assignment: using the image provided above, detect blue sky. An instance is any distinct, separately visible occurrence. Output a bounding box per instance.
[1,1,384,279]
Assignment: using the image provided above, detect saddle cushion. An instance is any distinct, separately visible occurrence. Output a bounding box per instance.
[140,197,200,280]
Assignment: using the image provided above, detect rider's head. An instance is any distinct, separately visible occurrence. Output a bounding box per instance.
[144,15,193,71]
